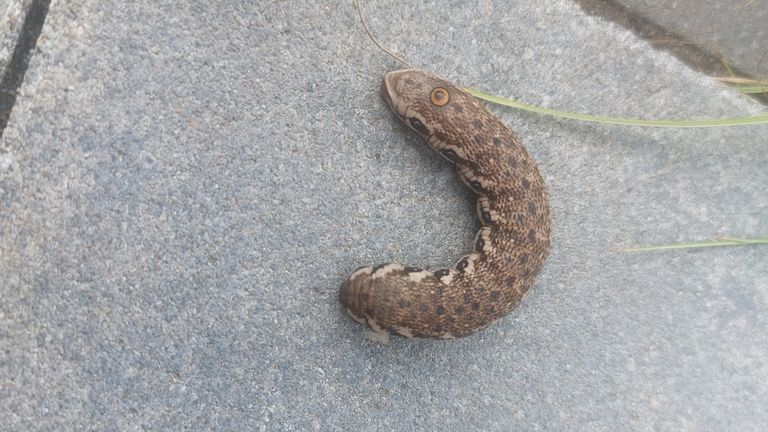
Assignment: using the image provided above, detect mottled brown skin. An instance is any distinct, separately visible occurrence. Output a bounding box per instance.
[339,69,551,339]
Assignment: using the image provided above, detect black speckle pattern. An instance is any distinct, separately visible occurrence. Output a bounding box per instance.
[456,257,469,272]
[433,269,450,278]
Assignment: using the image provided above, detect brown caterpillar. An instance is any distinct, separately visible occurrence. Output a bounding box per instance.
[340,69,550,339]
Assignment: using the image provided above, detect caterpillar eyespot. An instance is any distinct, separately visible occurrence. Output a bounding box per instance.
[430,87,450,106]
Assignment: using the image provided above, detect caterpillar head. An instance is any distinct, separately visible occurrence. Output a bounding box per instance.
[380,69,490,163]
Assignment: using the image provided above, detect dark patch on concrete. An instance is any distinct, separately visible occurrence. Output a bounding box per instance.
[0,0,52,136]
[572,0,768,105]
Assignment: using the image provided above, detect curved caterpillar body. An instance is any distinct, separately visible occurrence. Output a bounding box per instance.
[340,69,551,339]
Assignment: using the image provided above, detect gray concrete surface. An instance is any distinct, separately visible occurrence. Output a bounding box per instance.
[0,0,32,71]
[574,0,768,110]
[611,0,768,80]
[1,0,767,430]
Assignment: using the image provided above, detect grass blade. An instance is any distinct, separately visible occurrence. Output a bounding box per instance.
[617,236,768,253]
[465,88,768,127]
[737,85,768,94]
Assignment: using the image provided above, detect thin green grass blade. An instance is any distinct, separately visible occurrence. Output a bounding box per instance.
[618,236,768,253]
[465,88,768,127]
[737,85,768,94]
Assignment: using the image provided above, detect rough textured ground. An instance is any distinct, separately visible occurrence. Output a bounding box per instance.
[1,1,767,430]
[574,0,768,104]
[612,0,768,79]
[0,0,31,70]
[0,0,36,130]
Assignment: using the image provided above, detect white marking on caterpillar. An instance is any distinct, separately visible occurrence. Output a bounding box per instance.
[456,253,480,274]
[428,136,467,159]
[394,99,408,117]
[436,269,456,285]
[346,307,366,324]
[458,165,494,192]
[366,315,384,333]
[477,196,502,223]
[371,263,405,279]
[402,107,432,135]
[349,266,373,280]
[474,227,493,254]
[407,270,431,283]
[394,326,414,338]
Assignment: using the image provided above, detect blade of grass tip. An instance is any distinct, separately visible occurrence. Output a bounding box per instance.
[716,236,768,244]
[464,88,768,128]
[618,236,768,253]
[717,76,768,85]
[738,85,768,94]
